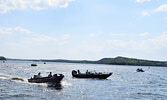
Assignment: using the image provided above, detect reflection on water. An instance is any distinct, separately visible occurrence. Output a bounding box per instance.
[0,61,167,100]
[47,83,62,90]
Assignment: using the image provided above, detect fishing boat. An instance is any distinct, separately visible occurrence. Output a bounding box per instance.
[136,68,144,72]
[31,64,37,66]
[28,73,64,84]
[72,70,112,79]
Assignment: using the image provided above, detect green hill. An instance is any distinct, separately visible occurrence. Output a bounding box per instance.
[7,56,167,67]
[40,56,167,67]
[0,56,6,60]
[96,56,167,66]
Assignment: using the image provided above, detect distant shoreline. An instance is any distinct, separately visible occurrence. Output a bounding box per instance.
[2,56,167,67]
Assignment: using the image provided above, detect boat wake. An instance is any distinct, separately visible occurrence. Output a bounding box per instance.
[61,81,72,87]
[0,73,13,79]
[11,77,24,81]
[0,73,69,90]
[0,73,25,82]
[0,73,48,87]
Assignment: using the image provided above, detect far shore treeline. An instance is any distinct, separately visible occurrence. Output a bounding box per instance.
[3,56,167,67]
[0,56,6,60]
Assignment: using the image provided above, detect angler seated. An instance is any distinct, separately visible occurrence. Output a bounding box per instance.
[77,70,81,74]
[48,72,52,77]
[34,72,42,79]
[86,70,90,74]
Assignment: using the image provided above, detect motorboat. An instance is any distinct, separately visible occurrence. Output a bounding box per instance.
[136,68,144,72]
[72,70,112,79]
[28,73,64,84]
[31,64,37,66]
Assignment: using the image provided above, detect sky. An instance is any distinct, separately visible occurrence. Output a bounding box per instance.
[0,0,167,61]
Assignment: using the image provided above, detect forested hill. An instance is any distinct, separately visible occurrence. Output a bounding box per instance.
[96,56,167,66]
[40,56,167,67]
[5,56,167,67]
[0,56,6,60]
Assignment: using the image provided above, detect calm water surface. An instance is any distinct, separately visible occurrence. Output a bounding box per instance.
[0,61,167,100]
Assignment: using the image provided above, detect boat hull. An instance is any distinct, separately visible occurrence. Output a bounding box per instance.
[28,75,64,83]
[136,69,144,72]
[72,70,112,79]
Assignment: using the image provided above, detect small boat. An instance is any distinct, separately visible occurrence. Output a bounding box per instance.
[31,64,37,66]
[72,70,112,79]
[136,68,144,72]
[28,73,64,84]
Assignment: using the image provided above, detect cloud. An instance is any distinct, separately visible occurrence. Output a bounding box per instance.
[141,11,150,16]
[136,0,152,3]
[139,32,149,37]
[0,26,70,47]
[89,33,96,37]
[105,32,167,53]
[0,0,74,13]
[109,33,125,37]
[32,34,57,42]
[140,4,167,17]
[106,40,128,48]
[143,32,167,49]
[128,33,167,51]
[139,32,167,51]
[0,26,71,59]
[14,27,32,34]
[63,34,70,40]
[102,32,167,60]
[0,27,31,34]
[0,27,12,34]
[127,32,167,60]
[164,17,167,20]
[155,4,167,12]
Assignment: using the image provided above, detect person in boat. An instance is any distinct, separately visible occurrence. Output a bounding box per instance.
[33,72,41,78]
[37,72,42,78]
[77,70,81,74]
[86,70,89,74]
[48,72,52,77]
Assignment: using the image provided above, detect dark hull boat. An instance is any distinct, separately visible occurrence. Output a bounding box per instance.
[28,74,64,84]
[72,70,112,79]
[31,64,37,66]
[136,68,144,72]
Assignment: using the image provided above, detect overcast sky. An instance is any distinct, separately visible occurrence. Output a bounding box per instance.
[0,0,167,61]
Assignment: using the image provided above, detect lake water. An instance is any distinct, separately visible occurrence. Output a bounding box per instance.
[0,61,167,100]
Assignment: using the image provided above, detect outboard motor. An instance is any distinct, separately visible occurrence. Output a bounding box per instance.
[72,70,77,75]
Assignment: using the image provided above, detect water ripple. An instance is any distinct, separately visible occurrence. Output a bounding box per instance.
[0,61,167,100]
